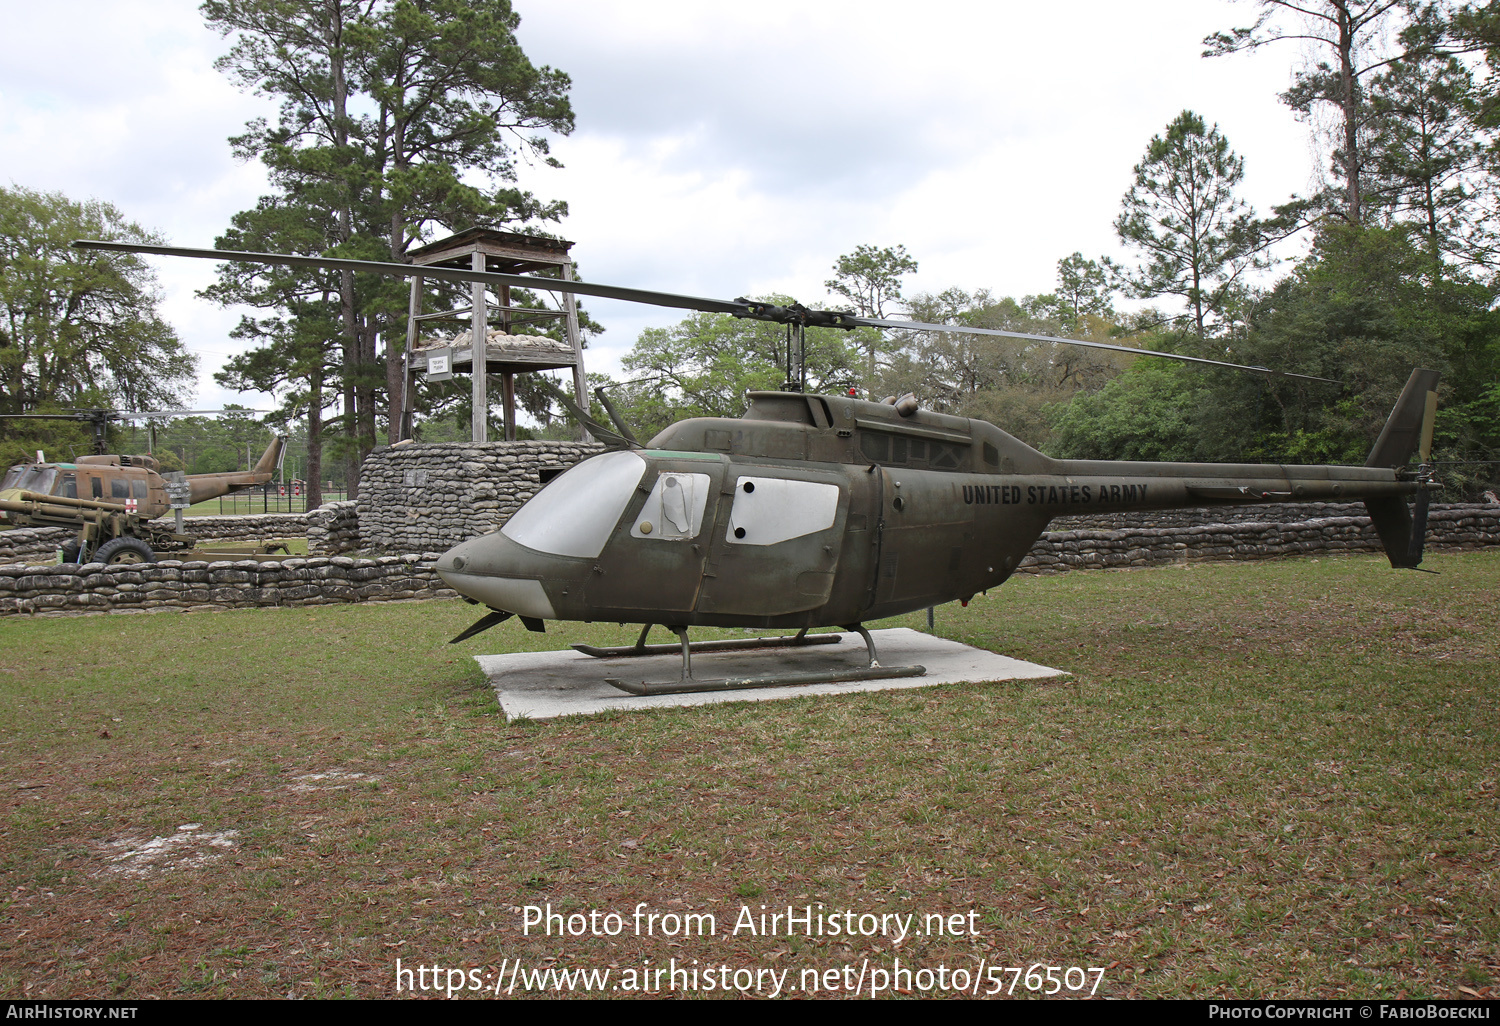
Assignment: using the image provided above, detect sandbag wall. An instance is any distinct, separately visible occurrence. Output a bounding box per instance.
[1021,504,1500,574]
[355,441,605,554]
[2,493,1496,617]
[0,527,71,565]
[0,554,452,616]
[306,501,360,555]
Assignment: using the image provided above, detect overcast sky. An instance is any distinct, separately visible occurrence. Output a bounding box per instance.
[1,0,1329,414]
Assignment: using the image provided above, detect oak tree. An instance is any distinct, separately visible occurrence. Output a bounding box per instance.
[0,185,197,416]
[609,304,862,440]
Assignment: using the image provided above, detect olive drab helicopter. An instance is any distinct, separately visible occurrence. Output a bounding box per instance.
[74,240,1441,693]
[1,409,287,564]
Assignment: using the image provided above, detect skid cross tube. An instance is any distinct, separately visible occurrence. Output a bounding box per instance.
[603,623,926,696]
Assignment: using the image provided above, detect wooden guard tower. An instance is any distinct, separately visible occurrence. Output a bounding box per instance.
[401,227,588,443]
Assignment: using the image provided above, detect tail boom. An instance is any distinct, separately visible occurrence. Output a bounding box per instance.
[1043,461,1418,516]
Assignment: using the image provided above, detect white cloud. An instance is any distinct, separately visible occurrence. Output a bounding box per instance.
[2,0,1322,405]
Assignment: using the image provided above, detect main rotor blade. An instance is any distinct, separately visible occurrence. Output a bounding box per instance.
[114,409,266,422]
[75,239,1339,384]
[128,409,267,417]
[0,409,259,420]
[72,240,748,316]
[851,316,1340,384]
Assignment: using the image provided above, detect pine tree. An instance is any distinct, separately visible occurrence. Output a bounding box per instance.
[1204,0,1423,226]
[203,0,574,492]
[1365,50,1488,268]
[1110,112,1264,339]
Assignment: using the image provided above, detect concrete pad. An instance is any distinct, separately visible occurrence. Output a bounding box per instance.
[473,628,1067,721]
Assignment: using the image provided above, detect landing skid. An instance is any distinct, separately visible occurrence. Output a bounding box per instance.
[596,624,926,697]
[572,624,839,659]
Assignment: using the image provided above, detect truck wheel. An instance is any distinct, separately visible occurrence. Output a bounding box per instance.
[59,541,81,563]
[95,538,156,565]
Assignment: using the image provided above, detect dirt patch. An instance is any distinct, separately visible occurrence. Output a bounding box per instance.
[287,769,379,792]
[95,824,240,877]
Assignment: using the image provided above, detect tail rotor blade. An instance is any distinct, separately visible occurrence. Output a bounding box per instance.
[1419,389,1437,464]
[1405,386,1439,569]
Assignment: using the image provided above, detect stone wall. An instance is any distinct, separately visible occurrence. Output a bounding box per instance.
[4,498,1495,618]
[0,555,453,616]
[355,440,605,554]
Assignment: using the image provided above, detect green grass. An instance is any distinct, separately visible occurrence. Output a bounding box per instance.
[0,552,1496,999]
[182,491,347,517]
[189,537,309,557]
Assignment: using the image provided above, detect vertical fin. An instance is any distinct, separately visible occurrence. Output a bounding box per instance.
[1365,369,1440,469]
[253,435,288,475]
[1365,497,1418,569]
[1364,369,1440,568]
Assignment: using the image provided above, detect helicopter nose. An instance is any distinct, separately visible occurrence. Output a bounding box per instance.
[434,532,559,619]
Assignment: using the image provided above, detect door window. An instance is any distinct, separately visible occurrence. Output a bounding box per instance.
[631,472,711,540]
[725,477,839,546]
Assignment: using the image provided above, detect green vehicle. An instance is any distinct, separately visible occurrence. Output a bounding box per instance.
[1,436,285,564]
[72,241,1440,691]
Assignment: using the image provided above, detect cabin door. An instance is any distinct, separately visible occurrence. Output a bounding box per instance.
[694,470,847,619]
